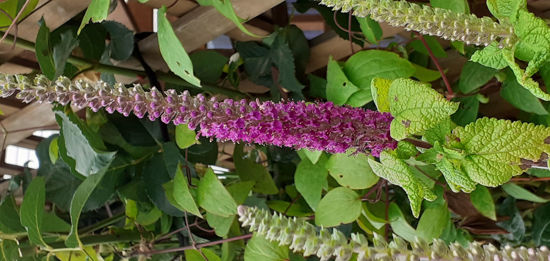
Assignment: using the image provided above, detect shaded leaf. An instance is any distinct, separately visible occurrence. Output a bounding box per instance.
[315,187,362,227]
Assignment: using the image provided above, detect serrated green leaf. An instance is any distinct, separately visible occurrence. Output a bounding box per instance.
[326,56,359,105]
[470,43,508,70]
[65,165,111,248]
[244,234,289,261]
[389,78,459,140]
[197,169,237,217]
[20,177,48,247]
[371,77,392,112]
[157,6,201,87]
[315,187,362,227]
[487,0,525,21]
[295,158,328,210]
[326,152,379,190]
[55,108,116,177]
[470,185,496,220]
[78,0,110,34]
[344,50,415,107]
[423,118,453,145]
[368,151,437,217]
[502,48,550,101]
[395,141,418,159]
[449,118,550,186]
[502,183,548,203]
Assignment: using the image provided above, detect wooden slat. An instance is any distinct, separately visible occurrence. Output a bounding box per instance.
[306,22,405,73]
[143,0,197,16]
[225,24,270,42]
[0,102,55,149]
[138,0,284,71]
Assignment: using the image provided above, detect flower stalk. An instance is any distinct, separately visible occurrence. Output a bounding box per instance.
[237,205,550,261]
[319,0,516,48]
[0,74,396,156]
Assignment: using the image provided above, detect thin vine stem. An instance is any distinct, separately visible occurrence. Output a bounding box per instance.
[137,234,253,257]
[415,33,455,100]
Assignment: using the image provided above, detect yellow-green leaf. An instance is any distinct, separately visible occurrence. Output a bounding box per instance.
[371,77,392,112]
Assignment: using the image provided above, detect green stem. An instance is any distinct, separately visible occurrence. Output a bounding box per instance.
[0,34,245,98]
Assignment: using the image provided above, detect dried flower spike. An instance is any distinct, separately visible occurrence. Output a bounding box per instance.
[319,0,516,48]
[0,74,397,156]
[237,205,550,261]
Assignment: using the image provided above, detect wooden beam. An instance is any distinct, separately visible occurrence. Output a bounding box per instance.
[306,22,405,73]
[137,0,284,71]
[0,103,56,149]
[225,24,270,42]
[143,0,197,16]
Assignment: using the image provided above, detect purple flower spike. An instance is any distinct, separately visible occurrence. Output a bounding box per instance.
[0,74,397,156]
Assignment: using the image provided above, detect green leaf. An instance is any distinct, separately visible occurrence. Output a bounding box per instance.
[102,21,134,61]
[0,196,25,235]
[197,0,260,38]
[171,166,202,217]
[0,0,39,27]
[197,168,237,217]
[470,185,496,220]
[451,96,479,126]
[55,108,116,177]
[48,137,59,164]
[326,152,379,190]
[470,43,508,70]
[78,23,107,60]
[315,187,362,227]
[52,28,79,77]
[185,248,221,261]
[409,35,447,58]
[206,213,235,237]
[294,158,328,210]
[533,203,550,246]
[42,212,71,233]
[416,200,450,241]
[500,69,548,115]
[430,0,469,13]
[487,0,525,21]
[497,197,525,243]
[412,63,441,82]
[371,77,392,113]
[299,149,323,164]
[20,177,48,247]
[227,181,255,205]
[343,50,415,107]
[368,151,437,217]
[326,56,359,105]
[78,0,110,34]
[157,6,201,87]
[0,240,18,261]
[65,165,111,248]
[35,19,55,80]
[190,50,229,83]
[448,118,550,186]
[244,234,289,261]
[388,203,417,242]
[357,16,382,44]
[233,144,278,195]
[175,125,197,149]
[458,61,498,94]
[267,200,313,217]
[389,78,459,140]
[502,183,548,203]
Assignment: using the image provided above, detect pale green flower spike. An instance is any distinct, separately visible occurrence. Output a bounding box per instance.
[318,0,516,48]
[238,205,550,261]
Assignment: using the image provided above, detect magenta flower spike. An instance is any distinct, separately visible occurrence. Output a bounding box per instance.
[0,74,396,156]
